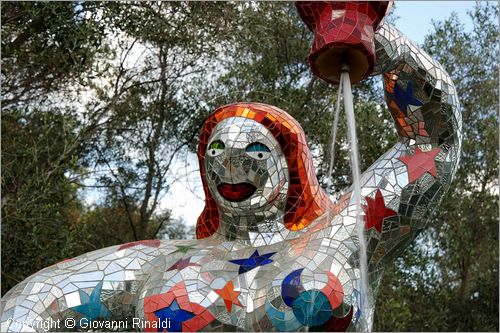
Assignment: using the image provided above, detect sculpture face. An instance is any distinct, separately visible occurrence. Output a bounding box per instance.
[196,103,334,239]
[204,117,289,214]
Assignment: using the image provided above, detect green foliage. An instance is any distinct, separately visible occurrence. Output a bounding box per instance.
[161,218,196,241]
[1,109,86,293]
[1,1,239,295]
[1,2,107,108]
[78,204,170,250]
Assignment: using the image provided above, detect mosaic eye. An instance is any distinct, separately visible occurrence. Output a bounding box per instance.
[245,142,271,160]
[208,140,225,157]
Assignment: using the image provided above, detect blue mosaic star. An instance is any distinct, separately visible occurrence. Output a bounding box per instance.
[71,282,112,320]
[229,250,276,274]
[392,80,423,116]
[154,299,194,332]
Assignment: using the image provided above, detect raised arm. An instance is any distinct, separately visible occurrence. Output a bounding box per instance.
[358,22,462,268]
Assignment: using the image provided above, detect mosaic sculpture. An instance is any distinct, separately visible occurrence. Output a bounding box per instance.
[0,3,461,333]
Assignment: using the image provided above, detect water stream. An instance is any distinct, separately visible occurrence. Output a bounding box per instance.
[327,79,343,185]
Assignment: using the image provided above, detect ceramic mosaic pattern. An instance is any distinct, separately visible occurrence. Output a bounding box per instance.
[0,19,461,333]
[296,1,392,83]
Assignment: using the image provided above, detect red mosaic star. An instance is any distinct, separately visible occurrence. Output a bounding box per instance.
[363,190,397,233]
[117,239,160,251]
[143,282,215,332]
[167,257,200,271]
[214,281,242,312]
[398,147,441,183]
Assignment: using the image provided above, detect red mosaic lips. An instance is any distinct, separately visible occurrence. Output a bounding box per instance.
[217,183,256,202]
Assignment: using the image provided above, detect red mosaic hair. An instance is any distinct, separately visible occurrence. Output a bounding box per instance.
[196,102,334,239]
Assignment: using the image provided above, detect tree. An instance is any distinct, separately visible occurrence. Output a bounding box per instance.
[77,2,238,241]
[1,109,87,294]
[1,1,237,293]
[160,217,196,241]
[1,2,112,295]
[1,2,107,108]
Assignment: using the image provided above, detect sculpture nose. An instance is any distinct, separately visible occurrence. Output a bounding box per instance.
[226,155,246,182]
[229,158,236,172]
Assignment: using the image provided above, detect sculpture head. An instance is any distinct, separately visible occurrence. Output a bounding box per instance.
[204,116,289,211]
[196,103,334,239]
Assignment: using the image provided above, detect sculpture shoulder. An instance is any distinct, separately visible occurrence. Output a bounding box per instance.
[0,239,210,329]
[46,239,221,283]
[1,237,238,300]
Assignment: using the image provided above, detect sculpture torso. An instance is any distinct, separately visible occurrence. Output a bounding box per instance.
[35,206,355,332]
[138,214,354,332]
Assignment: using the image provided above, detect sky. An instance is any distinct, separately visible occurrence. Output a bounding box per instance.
[391,1,479,45]
[161,1,485,227]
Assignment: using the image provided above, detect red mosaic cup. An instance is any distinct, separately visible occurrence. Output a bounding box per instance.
[296,1,393,84]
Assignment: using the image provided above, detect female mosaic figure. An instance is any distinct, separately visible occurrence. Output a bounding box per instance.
[0,19,460,333]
